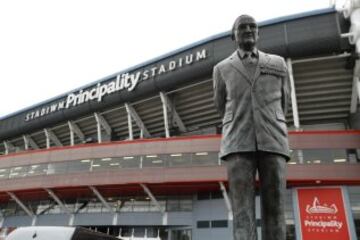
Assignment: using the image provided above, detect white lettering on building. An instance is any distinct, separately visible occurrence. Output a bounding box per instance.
[25,49,208,121]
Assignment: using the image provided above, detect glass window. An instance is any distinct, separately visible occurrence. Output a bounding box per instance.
[133,228,145,237]
[120,228,132,237]
[87,200,103,213]
[118,199,134,212]
[75,199,89,213]
[168,153,192,167]
[197,221,210,228]
[289,149,348,164]
[142,155,166,168]
[0,168,10,179]
[211,220,228,228]
[1,201,17,217]
[120,156,141,168]
[146,228,158,238]
[47,162,68,175]
[179,199,192,211]
[211,191,223,199]
[68,160,92,173]
[133,199,150,212]
[192,152,218,166]
[91,158,114,171]
[197,192,210,200]
[9,166,29,178]
[27,164,47,177]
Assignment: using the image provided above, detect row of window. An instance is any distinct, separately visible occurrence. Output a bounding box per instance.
[197,220,228,228]
[0,152,220,180]
[0,195,193,217]
[0,149,356,181]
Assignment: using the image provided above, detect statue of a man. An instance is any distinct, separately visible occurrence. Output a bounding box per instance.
[213,15,291,240]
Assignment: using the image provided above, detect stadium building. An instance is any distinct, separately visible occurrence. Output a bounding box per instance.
[0,5,359,240]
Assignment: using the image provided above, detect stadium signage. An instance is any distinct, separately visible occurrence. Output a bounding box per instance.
[25,48,208,122]
[293,187,357,240]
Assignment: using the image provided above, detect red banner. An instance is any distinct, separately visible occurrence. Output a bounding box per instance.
[294,187,355,240]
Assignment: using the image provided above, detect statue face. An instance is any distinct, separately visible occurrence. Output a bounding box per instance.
[234,16,259,51]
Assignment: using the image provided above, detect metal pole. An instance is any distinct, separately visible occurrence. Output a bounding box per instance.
[125,104,134,140]
[160,92,170,138]
[286,58,300,130]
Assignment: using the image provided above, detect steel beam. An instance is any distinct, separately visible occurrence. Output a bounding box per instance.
[140,183,167,225]
[351,76,360,113]
[45,188,71,214]
[44,128,63,149]
[68,121,85,146]
[160,92,186,133]
[125,107,134,140]
[89,186,114,213]
[94,113,112,143]
[140,184,164,213]
[3,141,14,155]
[7,192,33,217]
[125,103,151,138]
[160,92,170,138]
[23,135,39,150]
[286,58,300,130]
[219,182,233,220]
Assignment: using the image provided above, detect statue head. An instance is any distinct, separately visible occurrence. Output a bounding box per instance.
[231,14,259,51]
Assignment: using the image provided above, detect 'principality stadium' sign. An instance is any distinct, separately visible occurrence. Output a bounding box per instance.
[25,49,208,122]
[293,187,357,240]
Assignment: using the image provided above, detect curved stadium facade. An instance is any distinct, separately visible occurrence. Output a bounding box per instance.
[0,7,359,240]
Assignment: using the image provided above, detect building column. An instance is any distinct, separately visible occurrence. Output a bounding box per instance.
[89,186,117,225]
[94,113,112,143]
[160,92,170,138]
[7,192,36,225]
[219,182,233,221]
[140,183,167,225]
[44,128,62,149]
[23,135,39,151]
[287,59,304,164]
[125,103,151,139]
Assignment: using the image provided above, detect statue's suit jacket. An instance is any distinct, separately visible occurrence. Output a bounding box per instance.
[213,50,291,160]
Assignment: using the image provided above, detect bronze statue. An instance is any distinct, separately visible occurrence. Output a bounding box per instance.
[213,15,291,240]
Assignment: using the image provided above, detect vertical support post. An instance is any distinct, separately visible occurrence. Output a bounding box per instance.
[7,192,34,217]
[160,92,170,138]
[45,188,70,214]
[124,103,151,138]
[68,121,75,146]
[125,104,134,140]
[44,129,51,149]
[94,113,102,143]
[23,135,29,150]
[22,135,39,150]
[140,183,167,224]
[3,142,10,155]
[89,186,114,213]
[286,58,300,130]
[219,182,233,220]
[287,59,304,164]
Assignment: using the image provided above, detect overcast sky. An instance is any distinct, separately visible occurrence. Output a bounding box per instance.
[0,0,344,118]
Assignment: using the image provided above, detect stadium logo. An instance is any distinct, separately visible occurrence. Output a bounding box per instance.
[25,49,208,122]
[306,197,338,214]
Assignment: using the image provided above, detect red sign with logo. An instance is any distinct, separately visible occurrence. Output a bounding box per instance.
[294,187,355,240]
